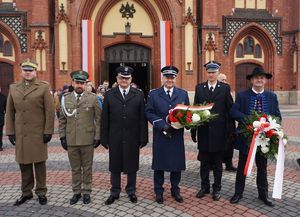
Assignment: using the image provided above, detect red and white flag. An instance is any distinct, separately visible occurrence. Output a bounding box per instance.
[160,21,171,69]
[82,19,93,81]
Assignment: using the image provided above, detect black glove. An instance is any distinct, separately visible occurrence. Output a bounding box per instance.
[60,137,68,151]
[43,134,52,144]
[162,124,175,138]
[8,135,16,146]
[94,139,101,148]
[140,143,147,149]
[102,144,108,149]
[191,128,197,143]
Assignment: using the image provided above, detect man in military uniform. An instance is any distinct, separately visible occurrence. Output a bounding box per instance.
[101,66,148,205]
[145,66,190,204]
[5,59,55,206]
[59,70,101,205]
[191,61,233,201]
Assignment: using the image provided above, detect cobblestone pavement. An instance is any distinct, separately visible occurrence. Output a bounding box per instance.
[0,111,299,217]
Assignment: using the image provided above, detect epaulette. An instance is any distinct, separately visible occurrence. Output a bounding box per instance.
[88,92,97,96]
[63,92,71,96]
[41,80,49,85]
[148,88,158,93]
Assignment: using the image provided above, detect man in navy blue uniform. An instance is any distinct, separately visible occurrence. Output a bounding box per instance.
[230,67,281,207]
[145,66,189,204]
[191,61,233,201]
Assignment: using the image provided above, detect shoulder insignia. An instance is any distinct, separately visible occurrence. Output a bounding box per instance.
[63,92,71,96]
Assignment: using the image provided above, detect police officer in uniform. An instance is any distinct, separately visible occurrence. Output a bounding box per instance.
[145,66,190,204]
[5,59,55,205]
[101,66,148,205]
[191,61,233,201]
[59,70,101,205]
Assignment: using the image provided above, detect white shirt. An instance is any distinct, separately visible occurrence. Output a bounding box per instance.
[74,91,84,100]
[119,86,130,96]
[208,82,217,92]
[163,86,174,97]
[252,88,264,95]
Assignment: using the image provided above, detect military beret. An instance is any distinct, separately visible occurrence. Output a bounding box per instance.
[115,66,133,78]
[161,65,179,78]
[246,67,272,80]
[204,61,221,72]
[70,70,89,82]
[21,58,38,71]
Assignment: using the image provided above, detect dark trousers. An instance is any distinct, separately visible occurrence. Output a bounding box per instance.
[154,170,181,196]
[234,152,268,197]
[0,124,3,148]
[200,152,223,192]
[110,172,136,197]
[19,161,47,197]
[223,143,234,167]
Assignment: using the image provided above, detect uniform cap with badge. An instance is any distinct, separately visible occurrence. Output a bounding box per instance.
[70,70,89,82]
[161,65,179,78]
[204,61,221,73]
[115,66,133,78]
[21,58,38,71]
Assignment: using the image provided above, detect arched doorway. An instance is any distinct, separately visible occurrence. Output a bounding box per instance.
[0,62,13,96]
[103,43,151,95]
[235,63,260,93]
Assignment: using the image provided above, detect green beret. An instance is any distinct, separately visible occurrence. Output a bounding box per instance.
[70,70,89,82]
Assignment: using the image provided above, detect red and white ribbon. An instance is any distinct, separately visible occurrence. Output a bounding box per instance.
[272,138,285,199]
[172,103,214,111]
[244,130,259,176]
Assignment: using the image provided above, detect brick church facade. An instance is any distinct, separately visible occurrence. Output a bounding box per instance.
[0,0,299,104]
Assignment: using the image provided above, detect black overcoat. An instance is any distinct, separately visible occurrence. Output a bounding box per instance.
[101,86,148,173]
[0,93,6,126]
[194,81,233,155]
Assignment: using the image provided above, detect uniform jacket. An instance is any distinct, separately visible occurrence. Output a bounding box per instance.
[193,81,233,154]
[230,88,281,155]
[5,79,55,164]
[59,91,101,146]
[145,86,190,172]
[0,92,6,126]
[101,86,148,173]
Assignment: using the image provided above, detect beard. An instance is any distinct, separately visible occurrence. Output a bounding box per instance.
[75,88,84,94]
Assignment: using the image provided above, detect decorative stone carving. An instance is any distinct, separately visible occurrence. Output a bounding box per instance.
[183,6,196,25]
[119,2,136,19]
[56,3,70,23]
[204,32,217,51]
[32,30,48,50]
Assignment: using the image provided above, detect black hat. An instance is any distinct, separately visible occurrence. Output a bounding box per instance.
[203,61,221,72]
[70,70,89,82]
[116,66,133,78]
[161,65,179,78]
[246,67,272,80]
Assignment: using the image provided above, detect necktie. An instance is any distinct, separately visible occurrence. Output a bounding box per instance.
[76,94,81,104]
[209,86,214,92]
[167,90,171,99]
[255,94,262,112]
[123,89,126,99]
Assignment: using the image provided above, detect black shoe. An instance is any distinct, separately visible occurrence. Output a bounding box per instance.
[196,189,210,198]
[70,194,81,205]
[297,159,300,167]
[0,147,3,151]
[155,195,163,204]
[105,195,119,205]
[230,194,242,204]
[128,194,138,203]
[212,191,221,201]
[83,194,91,204]
[226,165,237,172]
[171,193,183,203]
[258,196,274,207]
[14,195,33,206]
[38,195,47,205]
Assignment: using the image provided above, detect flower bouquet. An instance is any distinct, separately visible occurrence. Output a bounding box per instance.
[168,103,217,129]
[242,111,287,199]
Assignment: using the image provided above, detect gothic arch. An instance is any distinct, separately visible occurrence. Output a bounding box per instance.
[230,23,276,90]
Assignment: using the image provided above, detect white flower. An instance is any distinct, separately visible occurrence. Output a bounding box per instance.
[283,138,288,145]
[274,154,278,160]
[256,135,270,147]
[261,146,269,153]
[253,121,261,128]
[277,130,284,139]
[268,116,281,131]
[202,110,211,117]
[192,114,201,123]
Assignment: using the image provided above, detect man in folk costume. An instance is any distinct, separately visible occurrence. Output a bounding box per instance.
[145,66,190,204]
[59,70,101,205]
[101,66,148,205]
[230,67,281,207]
[191,61,233,201]
[5,59,55,206]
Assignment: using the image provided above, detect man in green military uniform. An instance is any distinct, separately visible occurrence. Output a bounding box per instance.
[5,58,55,206]
[59,70,101,205]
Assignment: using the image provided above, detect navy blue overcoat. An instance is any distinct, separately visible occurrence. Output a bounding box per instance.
[230,89,281,155]
[145,87,189,172]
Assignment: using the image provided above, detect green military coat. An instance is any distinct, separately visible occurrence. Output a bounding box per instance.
[5,79,55,164]
[59,91,101,146]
